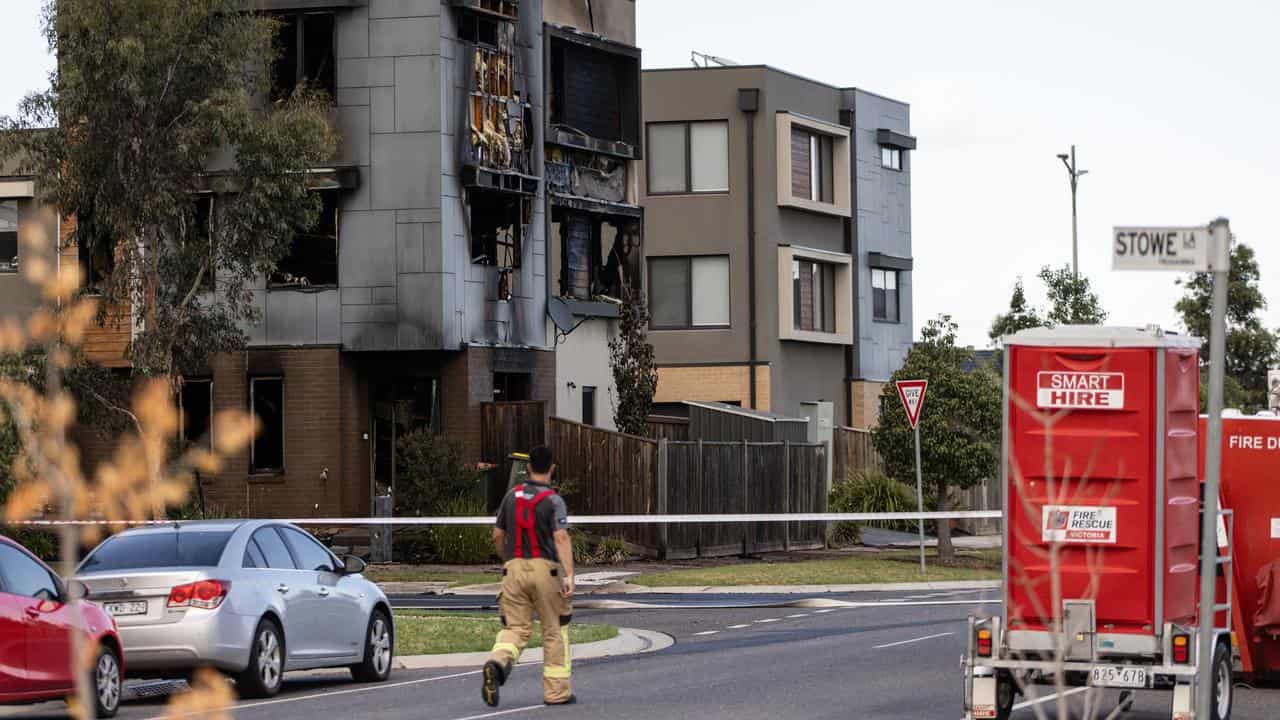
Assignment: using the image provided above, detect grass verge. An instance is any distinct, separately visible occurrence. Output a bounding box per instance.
[364,568,499,586]
[393,611,618,655]
[634,550,1000,587]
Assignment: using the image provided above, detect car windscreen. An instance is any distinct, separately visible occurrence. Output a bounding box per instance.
[79,530,235,572]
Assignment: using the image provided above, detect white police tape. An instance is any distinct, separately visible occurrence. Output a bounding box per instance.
[10,511,1002,527]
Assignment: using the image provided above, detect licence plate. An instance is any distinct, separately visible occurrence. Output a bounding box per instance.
[1089,665,1147,688]
[104,601,147,617]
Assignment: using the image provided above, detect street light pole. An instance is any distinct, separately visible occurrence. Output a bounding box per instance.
[1057,145,1088,277]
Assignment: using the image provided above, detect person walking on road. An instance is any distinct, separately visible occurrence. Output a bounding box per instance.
[482,445,576,707]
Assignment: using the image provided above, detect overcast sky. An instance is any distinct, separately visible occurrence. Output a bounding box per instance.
[4,1,1278,347]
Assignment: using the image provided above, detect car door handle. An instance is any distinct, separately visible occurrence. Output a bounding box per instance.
[317,588,330,598]
[24,607,39,619]
[276,584,289,594]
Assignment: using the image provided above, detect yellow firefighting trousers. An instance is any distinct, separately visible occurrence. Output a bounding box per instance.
[488,558,572,703]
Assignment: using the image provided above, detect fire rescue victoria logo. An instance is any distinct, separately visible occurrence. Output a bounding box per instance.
[1041,505,1118,544]
[1035,371,1125,410]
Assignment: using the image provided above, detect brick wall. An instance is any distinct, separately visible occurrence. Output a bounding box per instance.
[199,347,345,519]
[654,364,771,412]
[442,346,554,463]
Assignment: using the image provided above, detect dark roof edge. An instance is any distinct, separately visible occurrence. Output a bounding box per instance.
[642,65,909,107]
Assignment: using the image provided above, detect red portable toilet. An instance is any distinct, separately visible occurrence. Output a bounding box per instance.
[1199,411,1280,680]
[963,326,1234,720]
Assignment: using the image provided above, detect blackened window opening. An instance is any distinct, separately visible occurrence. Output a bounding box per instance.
[548,37,640,148]
[76,210,116,293]
[271,12,335,100]
[468,189,524,269]
[459,11,499,46]
[272,191,339,288]
[179,379,213,450]
[493,372,531,401]
[250,377,284,473]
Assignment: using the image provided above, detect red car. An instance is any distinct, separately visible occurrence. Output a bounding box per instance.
[0,535,123,717]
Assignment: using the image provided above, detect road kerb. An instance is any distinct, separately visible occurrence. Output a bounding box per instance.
[394,628,674,670]
[431,579,1001,596]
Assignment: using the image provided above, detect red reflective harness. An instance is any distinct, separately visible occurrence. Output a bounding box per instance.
[512,484,555,559]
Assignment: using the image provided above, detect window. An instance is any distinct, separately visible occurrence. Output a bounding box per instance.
[792,259,836,333]
[250,377,284,474]
[271,12,336,100]
[187,196,216,291]
[250,528,296,570]
[791,128,834,203]
[243,540,268,569]
[646,121,729,194]
[76,211,115,293]
[179,379,213,451]
[547,31,641,154]
[0,200,18,272]
[881,146,903,171]
[648,256,730,329]
[0,545,59,600]
[582,386,596,427]
[281,528,335,572]
[79,530,234,572]
[872,268,901,323]
[468,189,525,270]
[272,191,338,288]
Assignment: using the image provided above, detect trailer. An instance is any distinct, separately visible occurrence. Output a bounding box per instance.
[962,326,1234,720]
[1201,411,1280,683]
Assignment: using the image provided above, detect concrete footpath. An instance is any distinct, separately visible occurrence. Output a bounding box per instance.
[394,627,673,670]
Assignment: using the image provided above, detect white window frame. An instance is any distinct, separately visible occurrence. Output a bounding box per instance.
[881,146,903,171]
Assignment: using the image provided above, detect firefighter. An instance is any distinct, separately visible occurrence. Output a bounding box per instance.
[482,445,576,707]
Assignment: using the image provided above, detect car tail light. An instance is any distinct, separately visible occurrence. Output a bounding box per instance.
[1172,633,1190,664]
[168,580,230,610]
[976,628,993,657]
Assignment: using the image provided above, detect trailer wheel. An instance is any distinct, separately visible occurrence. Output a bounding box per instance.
[1211,640,1233,720]
[995,671,1016,720]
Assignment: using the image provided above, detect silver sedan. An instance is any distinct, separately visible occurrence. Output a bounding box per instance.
[76,520,393,698]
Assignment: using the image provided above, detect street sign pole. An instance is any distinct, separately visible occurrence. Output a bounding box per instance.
[896,379,929,576]
[1195,218,1231,720]
[913,421,925,575]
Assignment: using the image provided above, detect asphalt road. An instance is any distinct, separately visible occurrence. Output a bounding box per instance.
[4,588,1274,720]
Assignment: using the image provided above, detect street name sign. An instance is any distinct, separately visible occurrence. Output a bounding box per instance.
[896,379,928,429]
[1112,226,1209,271]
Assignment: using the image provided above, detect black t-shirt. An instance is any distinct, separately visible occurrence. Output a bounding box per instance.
[495,482,570,562]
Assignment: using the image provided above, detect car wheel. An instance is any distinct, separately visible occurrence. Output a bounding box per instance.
[350,609,394,683]
[90,644,122,718]
[994,671,1016,720]
[238,619,285,699]
[1212,640,1233,720]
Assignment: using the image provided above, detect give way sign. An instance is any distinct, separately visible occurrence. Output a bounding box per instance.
[895,379,928,429]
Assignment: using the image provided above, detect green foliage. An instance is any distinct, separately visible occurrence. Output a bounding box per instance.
[609,289,659,436]
[989,278,1045,345]
[570,532,630,566]
[1176,242,1279,412]
[1038,265,1108,326]
[873,315,1001,560]
[394,429,481,517]
[0,0,335,379]
[829,469,918,533]
[427,495,495,565]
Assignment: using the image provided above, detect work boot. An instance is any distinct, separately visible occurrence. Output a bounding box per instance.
[545,695,577,706]
[482,660,507,707]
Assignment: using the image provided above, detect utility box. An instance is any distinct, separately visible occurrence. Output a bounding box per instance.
[1003,326,1201,655]
[800,400,834,491]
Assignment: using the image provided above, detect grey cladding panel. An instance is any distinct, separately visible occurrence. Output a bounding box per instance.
[370,17,439,57]
[339,210,398,286]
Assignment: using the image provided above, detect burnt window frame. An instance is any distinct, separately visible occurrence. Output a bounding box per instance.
[178,377,214,452]
[270,190,340,289]
[645,120,730,196]
[269,10,336,101]
[544,25,642,159]
[647,255,731,331]
[467,189,526,270]
[249,376,285,475]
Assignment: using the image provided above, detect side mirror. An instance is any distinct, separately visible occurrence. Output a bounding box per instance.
[342,555,367,575]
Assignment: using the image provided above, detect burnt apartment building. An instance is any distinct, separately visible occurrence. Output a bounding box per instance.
[1,1,642,518]
[642,66,915,428]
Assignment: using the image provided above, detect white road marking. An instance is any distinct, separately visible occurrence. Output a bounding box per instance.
[143,669,483,720]
[814,609,838,614]
[451,705,545,720]
[871,631,955,650]
[693,630,719,636]
[786,614,809,619]
[754,618,781,624]
[727,623,751,629]
[1012,686,1089,710]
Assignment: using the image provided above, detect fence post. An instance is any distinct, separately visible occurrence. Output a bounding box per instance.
[741,439,750,555]
[696,439,704,558]
[657,438,669,560]
[783,439,791,552]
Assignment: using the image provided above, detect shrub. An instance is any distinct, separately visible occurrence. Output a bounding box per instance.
[395,429,481,516]
[428,494,495,565]
[829,469,919,534]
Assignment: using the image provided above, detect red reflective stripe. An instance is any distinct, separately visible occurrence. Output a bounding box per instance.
[513,485,555,559]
